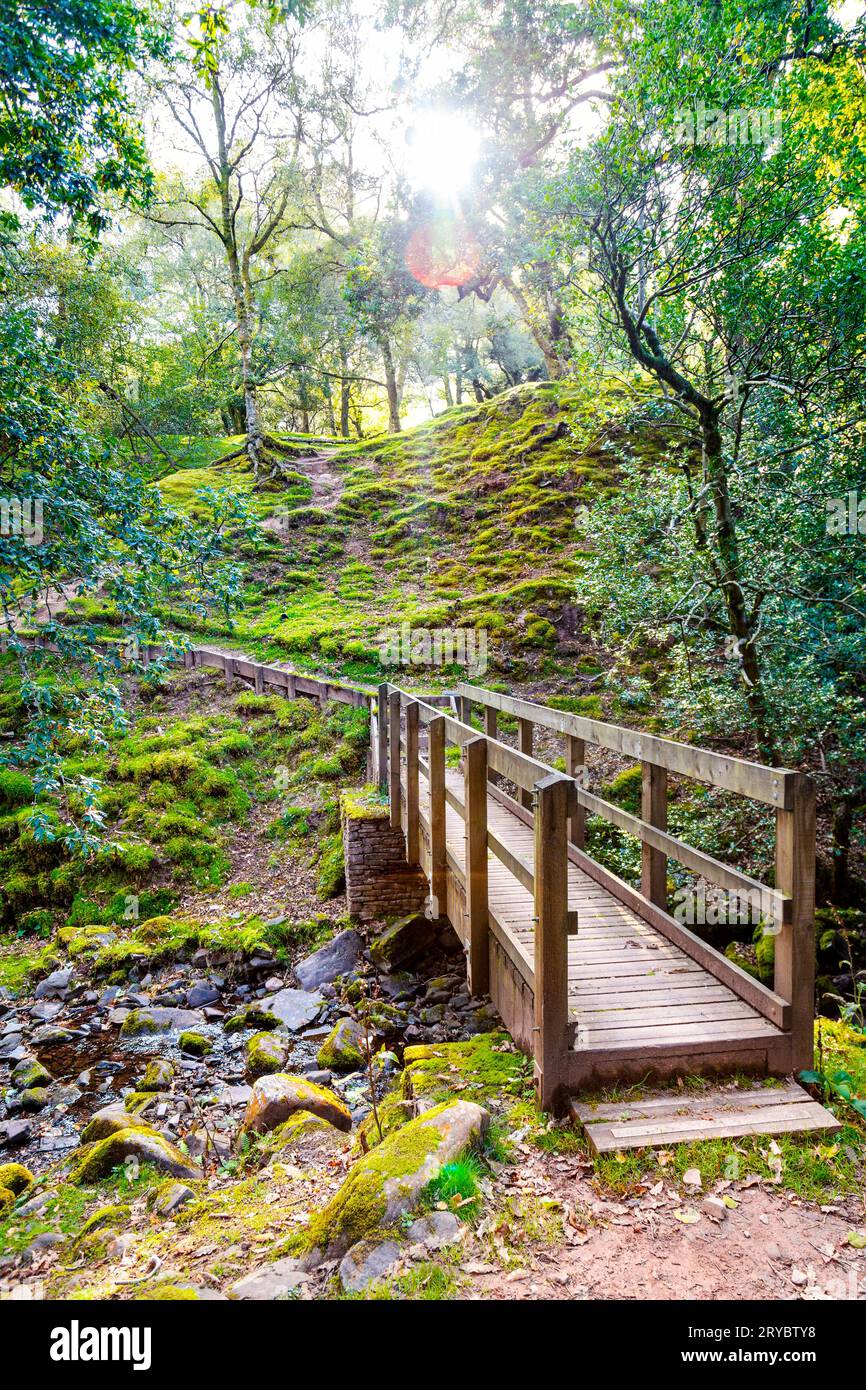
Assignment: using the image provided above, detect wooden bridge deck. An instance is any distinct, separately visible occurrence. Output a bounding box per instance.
[415,769,785,1087]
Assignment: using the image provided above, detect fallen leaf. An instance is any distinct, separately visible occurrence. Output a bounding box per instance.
[846,1231,866,1249]
[673,1207,701,1224]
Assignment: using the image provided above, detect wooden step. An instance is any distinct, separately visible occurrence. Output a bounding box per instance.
[571,1080,841,1153]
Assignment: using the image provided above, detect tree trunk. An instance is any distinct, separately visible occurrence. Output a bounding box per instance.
[701,404,772,756]
[339,342,351,437]
[380,337,401,432]
[442,375,454,408]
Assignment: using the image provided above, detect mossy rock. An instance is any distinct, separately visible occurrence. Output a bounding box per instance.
[0,1186,15,1214]
[240,1073,352,1138]
[80,1105,154,1144]
[138,1058,175,1092]
[302,1099,489,1262]
[134,1284,202,1301]
[317,1016,366,1071]
[245,1031,287,1080]
[401,1032,530,1109]
[0,1162,34,1195]
[70,1130,200,1184]
[20,1086,50,1110]
[224,1005,282,1034]
[124,1091,159,1115]
[10,1057,51,1090]
[74,1204,130,1243]
[179,1030,213,1057]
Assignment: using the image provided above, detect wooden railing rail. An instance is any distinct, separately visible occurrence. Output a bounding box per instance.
[455,681,816,1072]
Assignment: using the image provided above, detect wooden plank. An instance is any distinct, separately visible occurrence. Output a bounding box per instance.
[576,785,790,926]
[464,737,489,995]
[775,773,816,1072]
[576,1001,759,1028]
[580,1103,841,1153]
[457,682,796,808]
[534,774,570,1111]
[572,1079,808,1124]
[581,1018,781,1047]
[641,761,667,908]
[487,828,534,893]
[405,700,420,865]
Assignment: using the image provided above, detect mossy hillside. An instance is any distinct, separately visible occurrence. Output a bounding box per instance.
[0,677,370,945]
[146,380,668,689]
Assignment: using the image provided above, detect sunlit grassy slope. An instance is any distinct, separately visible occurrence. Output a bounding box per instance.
[113,379,663,693]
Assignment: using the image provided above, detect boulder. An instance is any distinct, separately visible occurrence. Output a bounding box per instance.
[0,1162,33,1195]
[34,968,72,1000]
[138,1058,175,1091]
[186,981,220,1008]
[10,1056,51,1090]
[268,988,324,1032]
[81,1105,156,1144]
[120,1007,201,1037]
[20,1087,50,1111]
[224,1005,280,1034]
[245,1032,287,1080]
[317,1017,366,1071]
[369,914,436,972]
[31,1025,75,1047]
[240,1073,352,1138]
[71,1129,201,1184]
[228,1257,309,1301]
[339,1238,402,1293]
[295,930,363,991]
[303,1099,489,1262]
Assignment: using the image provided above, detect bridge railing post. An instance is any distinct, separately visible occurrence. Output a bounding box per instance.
[388,691,402,831]
[566,733,585,849]
[376,683,389,792]
[405,699,420,865]
[428,714,447,918]
[774,773,816,1071]
[640,760,667,907]
[464,735,489,995]
[533,773,570,1114]
[483,705,499,786]
[518,717,534,810]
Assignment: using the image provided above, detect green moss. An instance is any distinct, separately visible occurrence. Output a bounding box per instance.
[0,1162,34,1195]
[317,1017,365,1071]
[401,1033,531,1109]
[0,767,34,808]
[179,1030,213,1056]
[245,1031,286,1078]
[74,1203,130,1242]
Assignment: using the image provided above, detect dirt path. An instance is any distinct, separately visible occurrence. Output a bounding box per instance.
[460,1145,866,1301]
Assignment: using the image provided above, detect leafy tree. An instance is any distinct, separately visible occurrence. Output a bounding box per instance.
[0,0,169,235]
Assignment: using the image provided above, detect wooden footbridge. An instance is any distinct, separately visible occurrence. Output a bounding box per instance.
[9,632,831,1134]
[371,680,819,1116]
